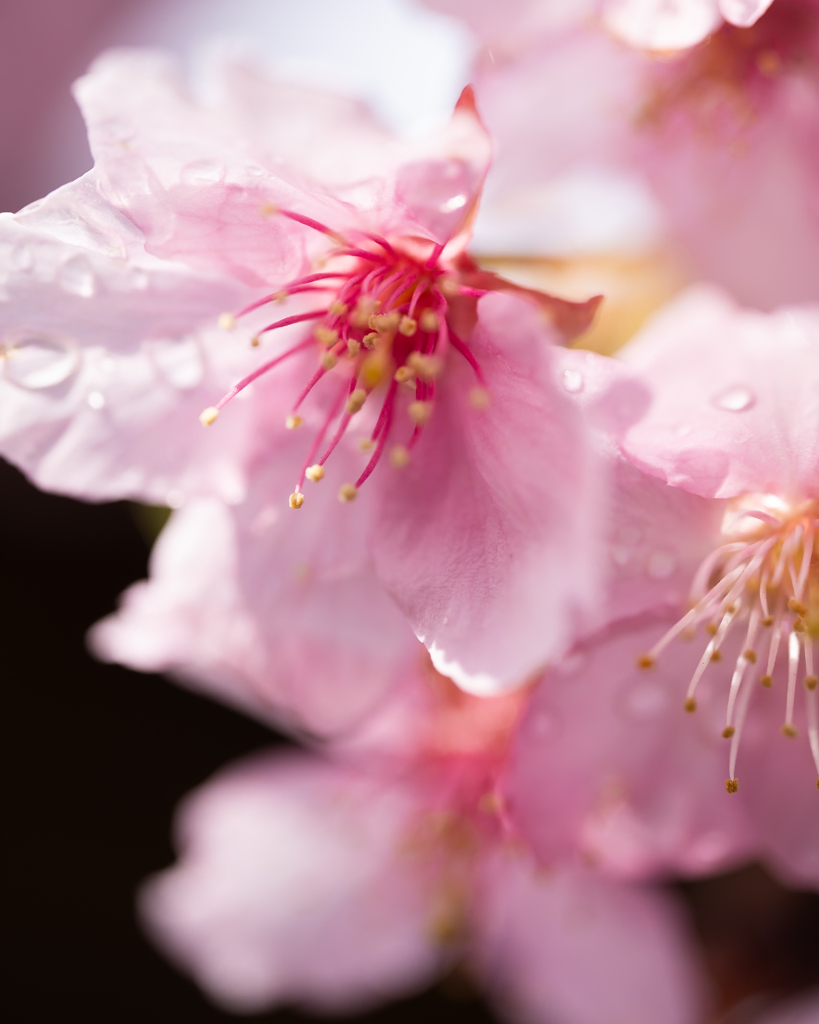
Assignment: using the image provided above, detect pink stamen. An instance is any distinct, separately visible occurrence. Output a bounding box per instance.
[214,336,316,411]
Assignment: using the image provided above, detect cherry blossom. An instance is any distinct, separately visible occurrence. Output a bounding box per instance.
[140,659,704,1024]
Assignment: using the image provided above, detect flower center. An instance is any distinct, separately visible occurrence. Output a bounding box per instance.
[200,209,488,507]
[637,0,817,133]
[639,493,819,792]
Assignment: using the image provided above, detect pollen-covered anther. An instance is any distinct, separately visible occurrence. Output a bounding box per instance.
[705,622,719,637]
[315,326,339,348]
[743,649,757,664]
[321,352,338,371]
[637,654,655,669]
[684,697,697,713]
[358,438,375,452]
[760,674,773,688]
[782,723,799,738]
[369,312,400,334]
[794,617,807,633]
[419,309,439,332]
[199,406,219,426]
[339,483,358,503]
[726,778,739,794]
[805,675,819,691]
[274,290,288,303]
[762,616,775,627]
[217,313,235,331]
[362,332,379,350]
[347,339,361,357]
[789,597,809,615]
[408,401,433,426]
[398,316,417,337]
[440,277,459,297]
[346,389,367,415]
[329,300,348,316]
[407,353,443,382]
[289,492,304,510]
[250,336,261,348]
[722,726,736,739]
[470,387,491,410]
[285,415,303,430]
[394,366,415,384]
[710,649,723,663]
[390,445,410,469]
[305,464,325,483]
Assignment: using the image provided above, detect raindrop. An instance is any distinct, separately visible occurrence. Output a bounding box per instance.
[2,332,81,390]
[562,368,584,394]
[712,386,755,412]
[58,255,96,297]
[439,193,467,213]
[646,549,676,579]
[180,160,226,185]
[87,391,106,410]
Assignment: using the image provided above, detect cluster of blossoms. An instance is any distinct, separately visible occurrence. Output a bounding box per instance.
[9,1,819,1020]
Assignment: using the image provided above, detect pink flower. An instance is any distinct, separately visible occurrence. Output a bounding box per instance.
[0,49,612,695]
[504,287,819,888]
[603,0,776,51]
[140,661,704,1023]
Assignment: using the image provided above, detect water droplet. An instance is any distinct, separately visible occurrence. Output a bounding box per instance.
[180,160,226,185]
[58,255,96,297]
[87,390,105,410]
[2,332,81,390]
[165,489,185,510]
[439,193,467,213]
[713,386,755,412]
[646,549,676,580]
[150,337,205,390]
[562,369,584,394]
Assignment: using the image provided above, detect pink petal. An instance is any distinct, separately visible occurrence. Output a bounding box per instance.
[620,287,819,501]
[504,616,756,877]
[474,853,705,1024]
[368,292,620,695]
[719,0,775,27]
[140,752,442,1014]
[603,0,722,50]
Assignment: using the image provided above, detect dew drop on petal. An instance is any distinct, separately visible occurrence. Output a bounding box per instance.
[87,390,106,410]
[562,368,584,393]
[2,332,81,390]
[712,386,755,412]
[440,193,467,213]
[58,255,96,297]
[646,549,676,579]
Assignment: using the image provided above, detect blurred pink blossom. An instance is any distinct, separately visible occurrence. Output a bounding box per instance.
[0,48,617,696]
[505,287,819,889]
[140,662,704,1024]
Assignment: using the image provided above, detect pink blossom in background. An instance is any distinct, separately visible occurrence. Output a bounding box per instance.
[505,287,819,889]
[0,46,633,697]
[140,660,704,1024]
[603,0,776,51]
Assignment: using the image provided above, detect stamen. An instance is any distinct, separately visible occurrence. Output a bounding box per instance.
[784,629,801,737]
[339,483,358,503]
[199,407,219,426]
[289,492,304,510]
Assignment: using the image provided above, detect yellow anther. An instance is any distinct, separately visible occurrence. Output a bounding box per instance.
[339,483,358,503]
[722,726,735,739]
[636,654,655,670]
[289,492,304,509]
[440,277,459,296]
[390,445,411,469]
[710,649,722,663]
[762,616,775,627]
[362,332,379,350]
[305,464,325,483]
[680,627,696,641]
[782,723,799,738]
[684,697,697,713]
[199,406,219,426]
[368,311,400,333]
[419,309,439,332]
[315,326,338,348]
[407,353,443,382]
[408,401,433,426]
[757,49,782,77]
[261,202,279,217]
[322,352,338,371]
[361,350,391,390]
[358,437,375,452]
[705,623,719,637]
[347,339,361,357]
[285,415,303,430]
[275,290,288,303]
[470,387,491,410]
[760,674,773,688]
[217,313,235,331]
[794,618,807,633]
[394,366,415,384]
[805,675,819,691]
[789,598,808,615]
[329,300,348,316]
[398,316,417,337]
[743,649,757,664]
[250,335,261,347]
[726,778,739,794]
[346,389,367,415]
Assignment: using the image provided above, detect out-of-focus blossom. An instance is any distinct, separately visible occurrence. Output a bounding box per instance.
[505,287,819,890]
[604,0,776,51]
[140,659,704,1024]
[427,0,819,309]
[0,48,620,695]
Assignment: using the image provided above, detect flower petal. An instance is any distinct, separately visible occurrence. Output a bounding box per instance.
[474,854,705,1024]
[140,752,442,1014]
[719,0,775,28]
[603,0,722,51]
